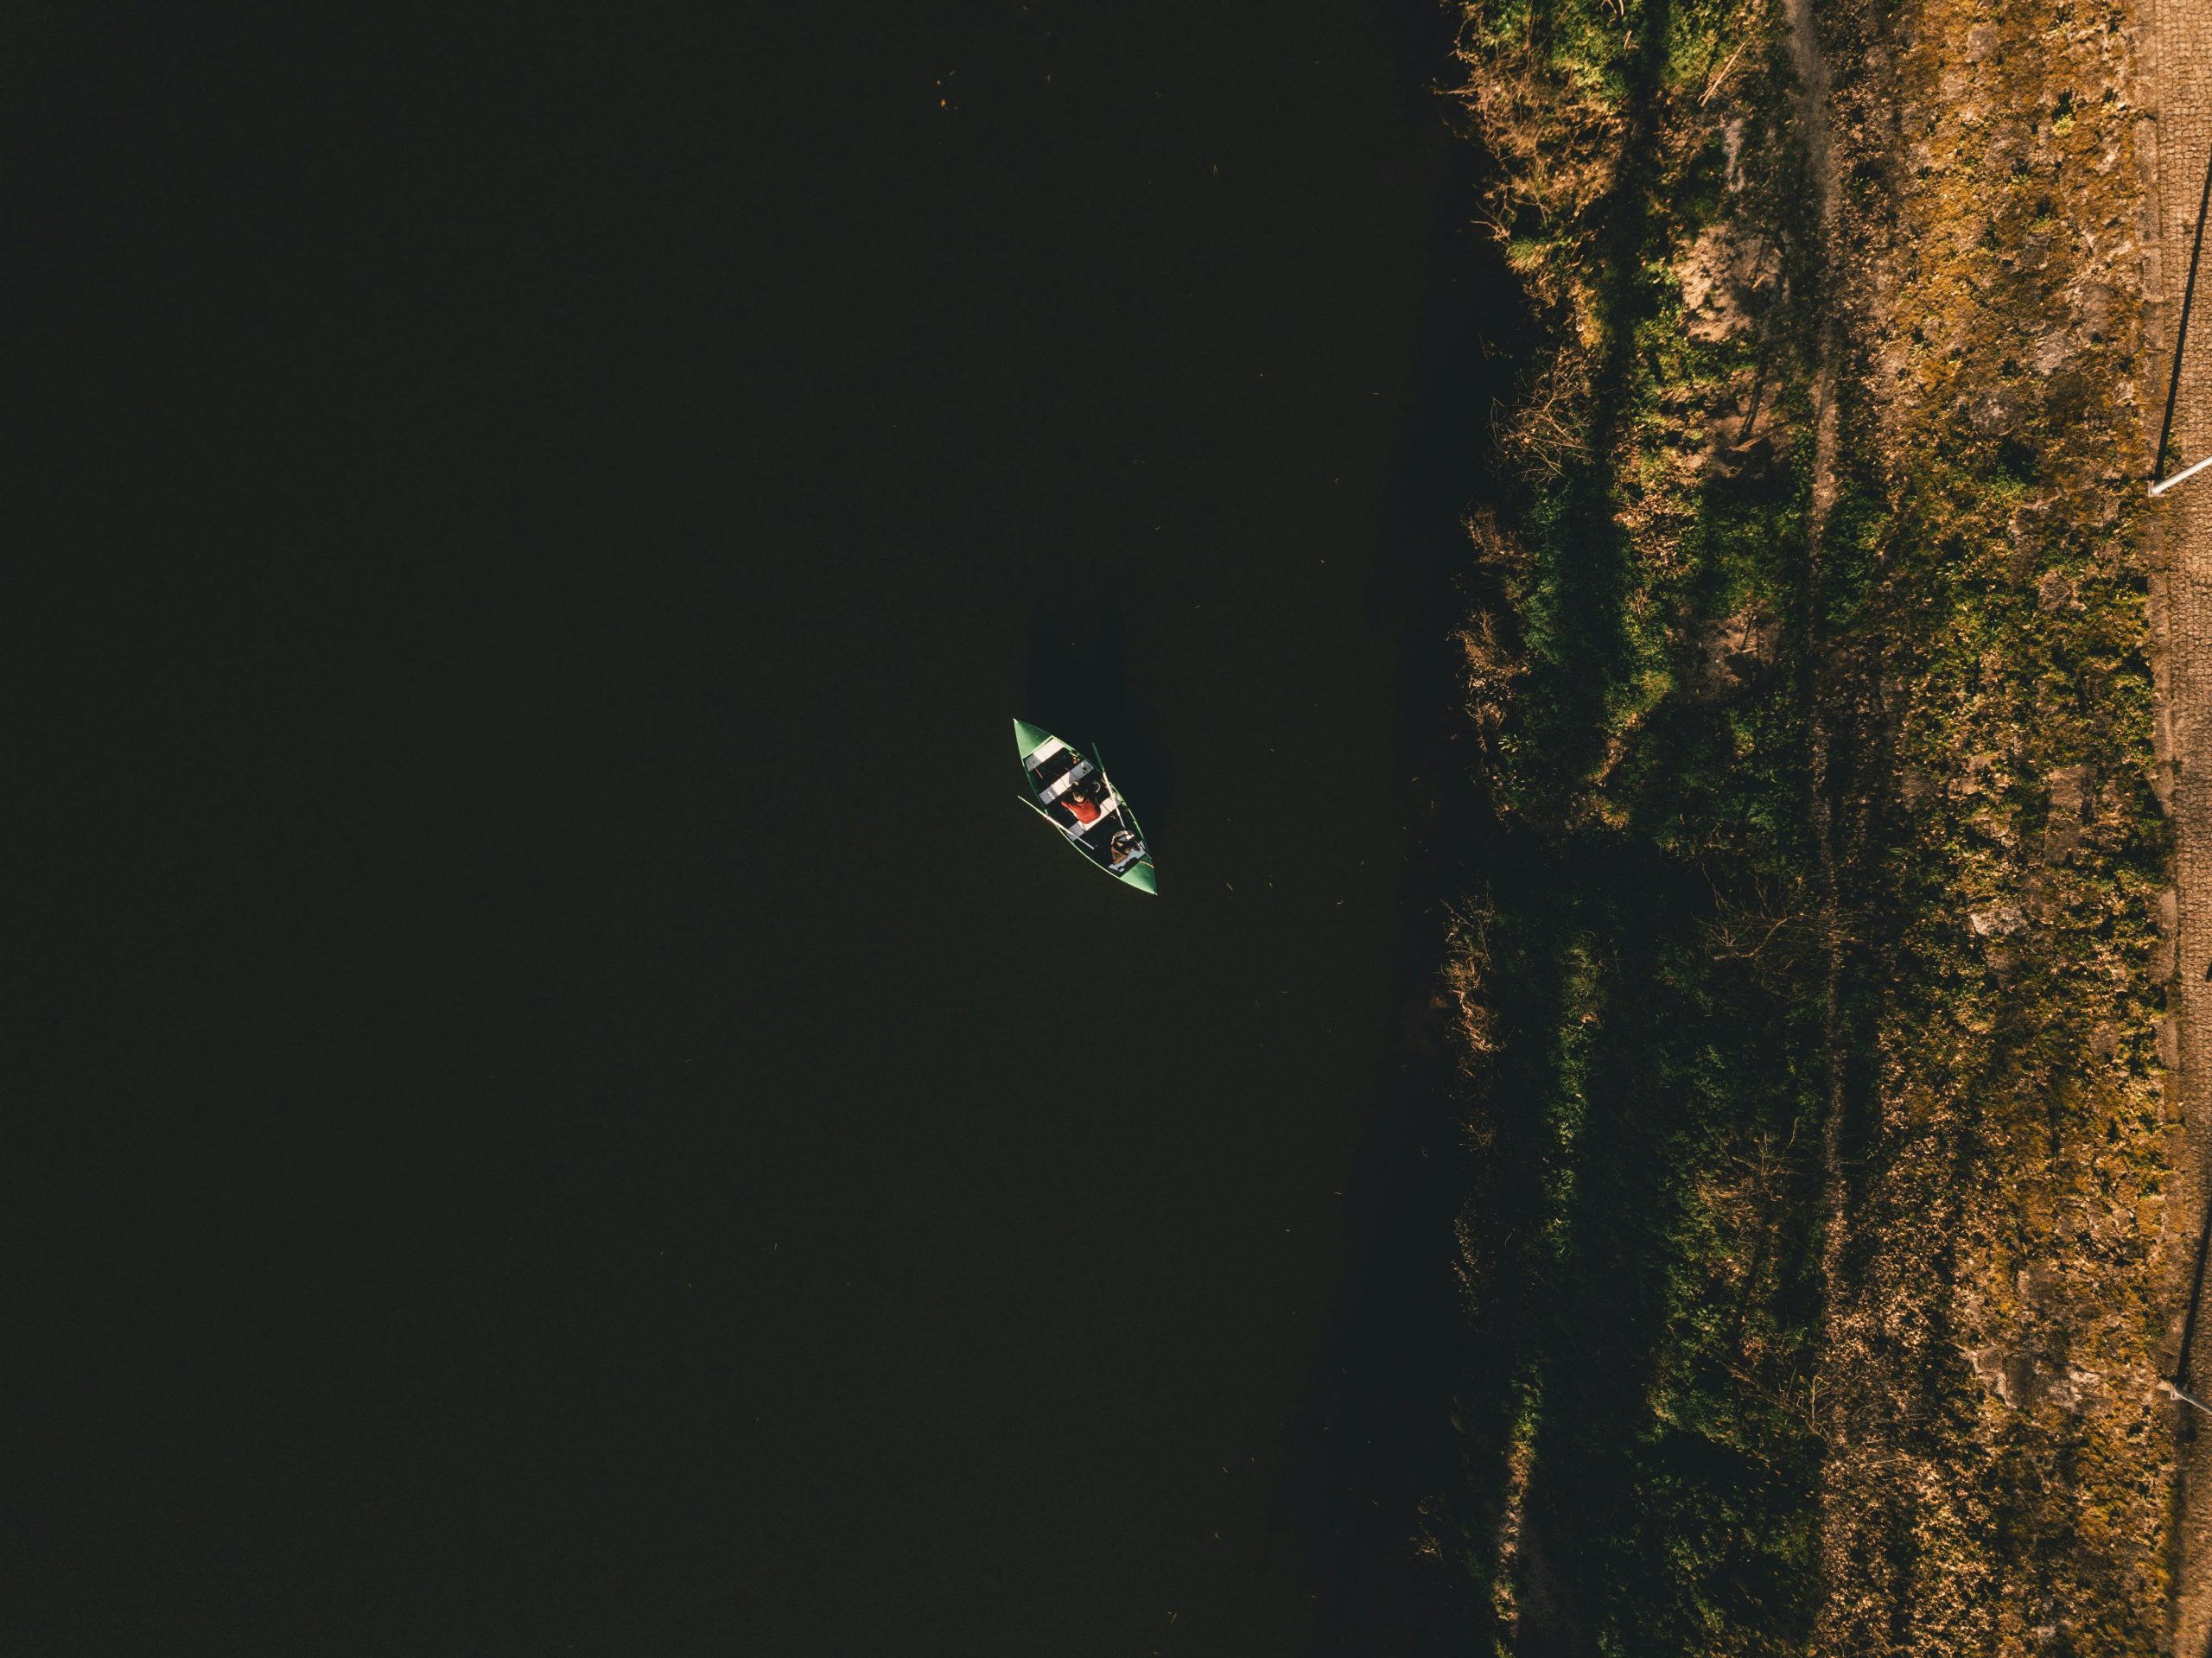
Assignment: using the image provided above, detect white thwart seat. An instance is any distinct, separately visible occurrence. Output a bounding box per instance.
[1038,760,1094,804]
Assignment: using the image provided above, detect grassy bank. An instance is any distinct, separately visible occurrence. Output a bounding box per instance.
[1436,0,2176,1648]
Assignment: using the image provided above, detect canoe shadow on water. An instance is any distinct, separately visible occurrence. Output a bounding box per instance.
[1021,600,1176,834]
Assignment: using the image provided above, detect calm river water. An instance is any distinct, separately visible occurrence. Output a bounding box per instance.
[23,3,1504,1652]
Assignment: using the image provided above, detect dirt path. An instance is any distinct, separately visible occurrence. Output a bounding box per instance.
[2155,0,2212,1648]
[2164,0,2212,1623]
[1778,0,1861,1639]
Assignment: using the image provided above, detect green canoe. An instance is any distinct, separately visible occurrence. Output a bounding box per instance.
[1013,719,1158,894]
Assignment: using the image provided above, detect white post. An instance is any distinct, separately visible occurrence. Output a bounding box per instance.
[2152,452,2212,498]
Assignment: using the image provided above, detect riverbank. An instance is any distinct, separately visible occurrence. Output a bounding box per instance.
[1437,0,2182,1646]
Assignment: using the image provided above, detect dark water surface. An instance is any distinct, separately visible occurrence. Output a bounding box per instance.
[23,3,1504,1651]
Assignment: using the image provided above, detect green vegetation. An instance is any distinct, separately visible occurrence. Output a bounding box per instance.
[1437,0,1831,1648]
[1436,0,2177,1648]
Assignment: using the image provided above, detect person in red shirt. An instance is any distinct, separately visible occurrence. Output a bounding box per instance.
[1059,781,1103,827]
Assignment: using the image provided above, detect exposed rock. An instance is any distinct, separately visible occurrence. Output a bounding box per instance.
[2153,889,2179,980]
[2042,1364,2100,1413]
[1967,805,2016,848]
[2023,868,2057,924]
[1967,902,2027,937]
[2070,281,2117,340]
[2042,763,2091,861]
[2008,499,2053,558]
[1679,224,1777,342]
[1953,753,2003,798]
[1968,387,2026,434]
